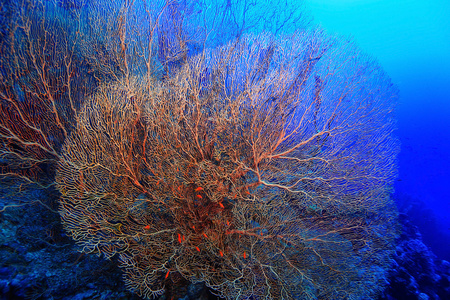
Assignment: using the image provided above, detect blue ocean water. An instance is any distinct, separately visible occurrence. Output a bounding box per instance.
[1,0,449,299]
[304,0,450,261]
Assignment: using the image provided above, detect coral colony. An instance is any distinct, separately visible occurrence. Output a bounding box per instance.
[1,1,399,299]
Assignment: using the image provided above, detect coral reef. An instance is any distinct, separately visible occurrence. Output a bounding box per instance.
[380,213,450,300]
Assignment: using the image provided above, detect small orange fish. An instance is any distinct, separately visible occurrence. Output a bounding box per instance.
[203,233,208,238]
[195,187,203,192]
[182,235,185,241]
[243,251,247,259]
[165,269,170,279]
[195,246,200,252]
[178,233,181,244]
[144,225,150,230]
[219,202,224,209]
[196,194,202,199]
[219,251,223,257]
[226,220,230,226]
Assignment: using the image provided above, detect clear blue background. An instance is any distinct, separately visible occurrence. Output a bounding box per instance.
[303,0,450,256]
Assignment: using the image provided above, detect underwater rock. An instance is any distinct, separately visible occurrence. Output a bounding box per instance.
[380,213,450,300]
